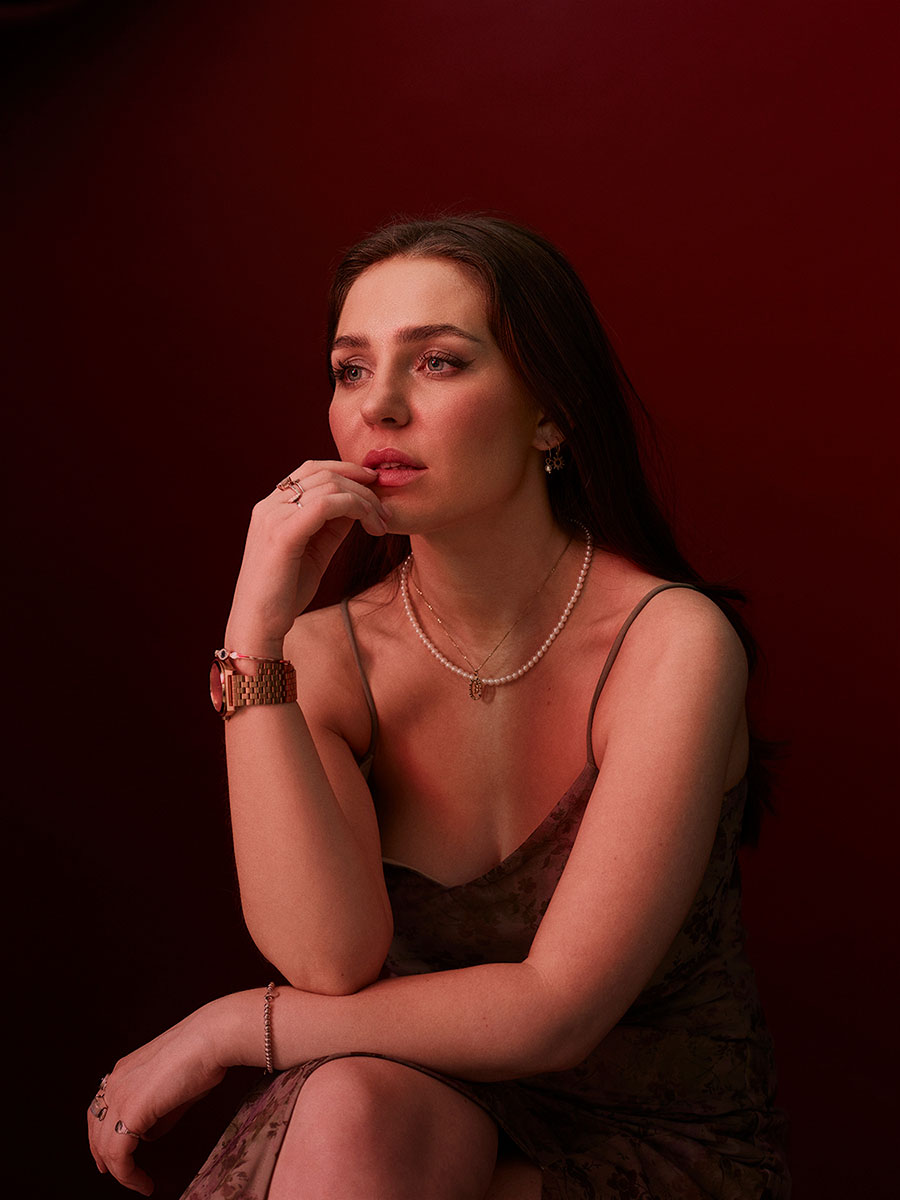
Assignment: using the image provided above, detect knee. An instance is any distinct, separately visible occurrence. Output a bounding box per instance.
[293,1056,420,1153]
[272,1057,498,1200]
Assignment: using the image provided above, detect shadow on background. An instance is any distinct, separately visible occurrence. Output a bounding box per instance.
[4,1,896,1195]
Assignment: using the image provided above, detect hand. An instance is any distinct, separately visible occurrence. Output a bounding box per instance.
[225,460,391,652]
[86,1005,226,1196]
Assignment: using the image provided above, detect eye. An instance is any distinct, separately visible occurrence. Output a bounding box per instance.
[417,351,466,377]
[332,360,370,385]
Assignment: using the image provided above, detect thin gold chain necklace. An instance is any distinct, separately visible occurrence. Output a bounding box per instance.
[399,528,593,700]
[409,536,572,681]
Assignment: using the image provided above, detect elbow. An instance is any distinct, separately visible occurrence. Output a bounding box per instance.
[282,960,382,996]
[245,901,393,996]
[498,1023,596,1079]
[518,960,619,1075]
[496,1008,605,1079]
[267,925,393,997]
[517,979,612,1075]
[540,1010,613,1074]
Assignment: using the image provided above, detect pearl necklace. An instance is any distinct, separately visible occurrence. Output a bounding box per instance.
[410,536,572,682]
[399,529,593,700]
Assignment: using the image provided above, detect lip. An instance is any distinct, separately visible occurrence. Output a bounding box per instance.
[362,448,425,470]
[371,466,425,488]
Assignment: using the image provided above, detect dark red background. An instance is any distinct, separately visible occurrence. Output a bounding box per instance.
[4,1,897,1195]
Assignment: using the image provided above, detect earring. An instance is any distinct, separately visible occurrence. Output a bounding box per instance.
[544,444,565,473]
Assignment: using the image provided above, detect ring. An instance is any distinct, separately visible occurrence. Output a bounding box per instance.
[90,1073,111,1120]
[115,1119,144,1140]
[277,477,305,501]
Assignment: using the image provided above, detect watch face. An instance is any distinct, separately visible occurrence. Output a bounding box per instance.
[210,661,225,713]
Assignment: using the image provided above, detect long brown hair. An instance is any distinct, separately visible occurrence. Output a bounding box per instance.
[324,215,777,843]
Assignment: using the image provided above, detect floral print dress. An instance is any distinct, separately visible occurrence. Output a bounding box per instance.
[181,585,790,1199]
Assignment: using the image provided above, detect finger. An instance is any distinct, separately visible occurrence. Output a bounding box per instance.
[87,1103,112,1171]
[298,489,388,536]
[86,1111,108,1173]
[278,470,390,520]
[274,460,378,495]
[102,1138,154,1197]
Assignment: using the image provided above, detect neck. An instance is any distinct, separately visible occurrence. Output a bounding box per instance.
[406,505,579,645]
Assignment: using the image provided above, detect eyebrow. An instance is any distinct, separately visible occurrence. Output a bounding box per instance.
[331,323,485,352]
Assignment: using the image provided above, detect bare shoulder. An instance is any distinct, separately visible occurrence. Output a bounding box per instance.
[580,561,748,696]
[581,570,750,796]
[629,583,747,674]
[586,566,749,705]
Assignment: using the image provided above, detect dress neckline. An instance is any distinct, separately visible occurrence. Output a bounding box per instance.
[381,768,747,892]
[381,759,599,890]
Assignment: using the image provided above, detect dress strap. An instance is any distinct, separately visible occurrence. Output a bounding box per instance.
[340,598,379,779]
[585,583,701,767]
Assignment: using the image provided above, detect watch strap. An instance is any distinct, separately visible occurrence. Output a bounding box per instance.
[229,661,297,709]
[213,656,298,718]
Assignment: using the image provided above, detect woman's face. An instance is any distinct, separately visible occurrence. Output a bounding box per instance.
[328,256,553,534]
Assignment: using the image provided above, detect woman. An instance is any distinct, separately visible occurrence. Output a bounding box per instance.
[87,216,790,1198]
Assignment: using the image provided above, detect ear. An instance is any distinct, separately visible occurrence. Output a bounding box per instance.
[532,417,564,452]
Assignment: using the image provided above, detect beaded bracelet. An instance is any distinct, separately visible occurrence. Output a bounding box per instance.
[263,981,278,1073]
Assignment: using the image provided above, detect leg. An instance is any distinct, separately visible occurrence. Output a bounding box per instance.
[269,1056,500,1200]
[484,1146,543,1199]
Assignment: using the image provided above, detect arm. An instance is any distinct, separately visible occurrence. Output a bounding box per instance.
[91,592,747,1193]
[223,628,393,994]
[222,461,394,994]
[213,589,749,1077]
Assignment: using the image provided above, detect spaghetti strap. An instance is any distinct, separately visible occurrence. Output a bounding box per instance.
[342,585,699,774]
[585,583,700,766]
[340,598,379,778]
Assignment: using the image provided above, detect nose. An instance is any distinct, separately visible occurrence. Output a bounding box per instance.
[359,371,411,428]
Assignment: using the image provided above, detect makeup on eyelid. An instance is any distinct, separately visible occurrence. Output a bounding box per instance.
[328,257,548,531]
[331,350,469,385]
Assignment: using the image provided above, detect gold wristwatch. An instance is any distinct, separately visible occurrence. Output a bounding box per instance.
[210,649,297,719]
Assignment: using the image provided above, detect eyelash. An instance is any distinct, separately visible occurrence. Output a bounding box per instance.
[332,351,467,385]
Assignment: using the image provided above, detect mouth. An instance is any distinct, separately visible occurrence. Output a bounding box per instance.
[363,448,425,470]
[363,448,427,488]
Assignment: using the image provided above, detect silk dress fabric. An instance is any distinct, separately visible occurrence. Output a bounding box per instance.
[182,584,790,1199]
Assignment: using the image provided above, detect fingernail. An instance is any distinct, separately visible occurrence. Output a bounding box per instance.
[379,503,392,519]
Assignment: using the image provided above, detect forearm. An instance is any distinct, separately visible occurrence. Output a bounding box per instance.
[224,699,392,993]
[211,961,578,1083]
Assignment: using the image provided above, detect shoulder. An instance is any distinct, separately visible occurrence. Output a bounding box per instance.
[619,582,746,667]
[583,554,746,667]
[585,569,748,722]
[651,584,745,667]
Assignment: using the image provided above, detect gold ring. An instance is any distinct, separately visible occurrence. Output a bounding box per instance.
[277,477,305,500]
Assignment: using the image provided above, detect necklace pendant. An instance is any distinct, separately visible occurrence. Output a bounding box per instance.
[469,675,484,700]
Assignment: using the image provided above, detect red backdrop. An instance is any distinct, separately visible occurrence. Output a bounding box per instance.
[4,1,896,1195]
